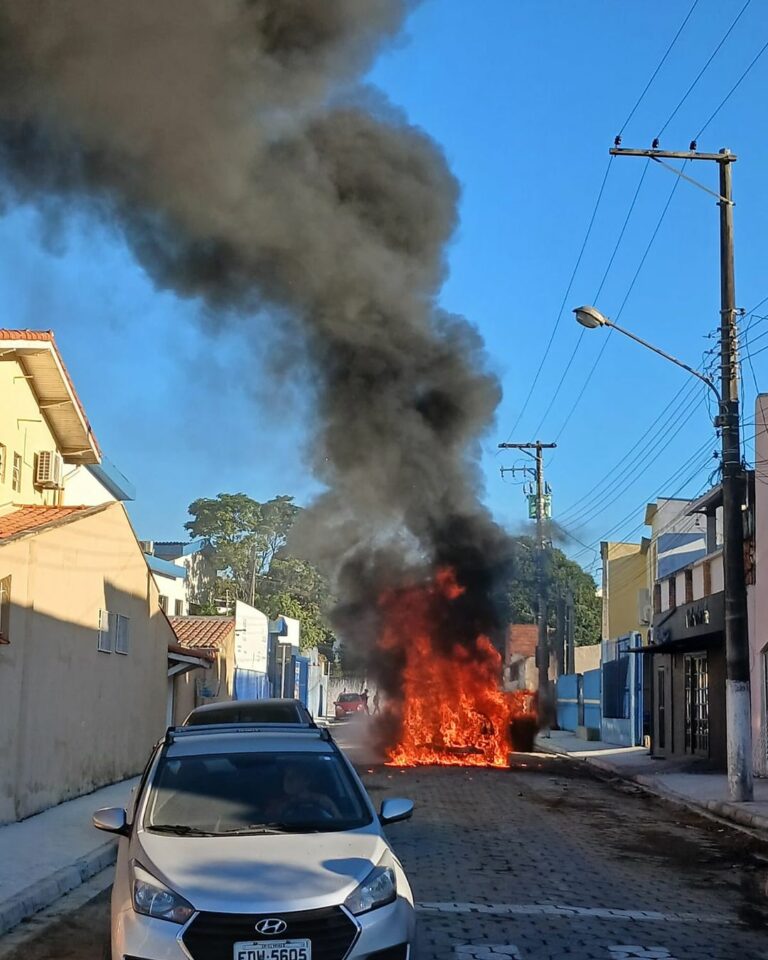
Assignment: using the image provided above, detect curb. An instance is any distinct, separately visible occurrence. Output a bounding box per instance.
[0,839,116,937]
[537,740,768,838]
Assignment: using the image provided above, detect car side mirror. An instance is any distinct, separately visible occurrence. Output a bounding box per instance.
[93,807,130,837]
[380,798,414,825]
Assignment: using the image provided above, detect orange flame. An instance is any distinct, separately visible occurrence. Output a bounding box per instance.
[378,567,536,767]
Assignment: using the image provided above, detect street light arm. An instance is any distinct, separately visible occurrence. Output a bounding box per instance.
[603,318,721,403]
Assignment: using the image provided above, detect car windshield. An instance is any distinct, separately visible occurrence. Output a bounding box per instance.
[144,751,372,834]
[338,694,362,702]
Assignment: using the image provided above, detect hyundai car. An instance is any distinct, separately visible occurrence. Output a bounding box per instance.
[93,722,416,959]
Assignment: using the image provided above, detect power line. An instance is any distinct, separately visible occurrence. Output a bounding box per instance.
[532,161,650,436]
[501,157,614,443]
[694,35,768,140]
[560,381,707,530]
[617,0,701,137]
[568,439,717,563]
[557,378,693,522]
[563,387,710,534]
[656,0,752,140]
[554,163,686,442]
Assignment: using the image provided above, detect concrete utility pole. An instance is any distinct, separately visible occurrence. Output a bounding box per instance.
[610,145,752,801]
[499,441,557,722]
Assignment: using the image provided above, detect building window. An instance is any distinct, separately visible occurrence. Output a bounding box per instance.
[11,453,21,493]
[653,583,662,615]
[0,575,10,644]
[685,569,694,604]
[684,652,709,756]
[97,609,112,653]
[115,615,129,655]
[159,595,169,613]
[668,577,677,610]
[0,444,5,484]
[98,610,130,654]
[174,599,184,616]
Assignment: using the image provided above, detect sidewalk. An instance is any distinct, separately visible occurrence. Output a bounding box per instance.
[537,729,768,832]
[0,777,137,937]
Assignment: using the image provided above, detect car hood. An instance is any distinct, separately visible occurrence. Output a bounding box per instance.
[136,827,388,913]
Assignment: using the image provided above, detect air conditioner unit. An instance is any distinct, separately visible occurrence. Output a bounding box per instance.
[640,604,653,625]
[35,450,63,489]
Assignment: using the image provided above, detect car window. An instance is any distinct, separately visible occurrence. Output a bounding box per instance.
[187,703,302,724]
[144,751,372,834]
[338,694,361,702]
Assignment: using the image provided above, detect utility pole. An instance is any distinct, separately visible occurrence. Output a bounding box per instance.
[610,144,752,801]
[499,441,557,724]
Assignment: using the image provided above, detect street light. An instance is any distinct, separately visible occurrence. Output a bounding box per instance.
[573,306,720,404]
[574,301,753,802]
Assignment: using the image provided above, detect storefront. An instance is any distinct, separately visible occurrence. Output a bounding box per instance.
[649,590,727,768]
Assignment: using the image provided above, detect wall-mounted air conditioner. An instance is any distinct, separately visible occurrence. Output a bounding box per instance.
[35,450,64,489]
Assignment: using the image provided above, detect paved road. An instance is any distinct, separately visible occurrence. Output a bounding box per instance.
[2,721,768,960]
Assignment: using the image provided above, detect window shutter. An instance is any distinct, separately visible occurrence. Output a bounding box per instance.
[97,609,112,653]
[115,615,129,655]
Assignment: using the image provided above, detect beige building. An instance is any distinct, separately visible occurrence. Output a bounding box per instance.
[0,502,173,823]
[0,328,174,823]
[600,541,647,641]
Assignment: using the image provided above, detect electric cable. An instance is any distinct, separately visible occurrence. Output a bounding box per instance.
[656,0,752,141]
[616,0,702,138]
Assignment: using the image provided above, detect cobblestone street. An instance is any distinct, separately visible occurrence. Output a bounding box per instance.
[375,753,768,960]
[2,742,768,960]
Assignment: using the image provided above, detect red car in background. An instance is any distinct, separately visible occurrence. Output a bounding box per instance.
[334,692,368,719]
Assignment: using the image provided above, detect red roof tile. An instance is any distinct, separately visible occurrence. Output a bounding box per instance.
[0,330,54,341]
[506,624,538,659]
[168,616,234,650]
[0,505,90,540]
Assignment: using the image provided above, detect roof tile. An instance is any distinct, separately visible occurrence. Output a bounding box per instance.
[168,616,235,650]
[0,506,89,540]
[0,330,54,341]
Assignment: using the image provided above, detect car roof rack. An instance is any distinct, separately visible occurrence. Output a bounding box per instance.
[164,723,333,745]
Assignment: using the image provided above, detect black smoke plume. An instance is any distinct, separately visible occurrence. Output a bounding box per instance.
[0,1,510,703]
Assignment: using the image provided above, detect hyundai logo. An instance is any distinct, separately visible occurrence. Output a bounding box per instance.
[255,918,288,936]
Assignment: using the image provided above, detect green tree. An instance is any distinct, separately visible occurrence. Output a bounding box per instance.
[501,536,601,646]
[185,493,299,603]
[184,493,337,652]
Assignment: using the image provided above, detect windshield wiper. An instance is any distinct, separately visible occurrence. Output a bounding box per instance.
[148,824,215,836]
[218,822,325,836]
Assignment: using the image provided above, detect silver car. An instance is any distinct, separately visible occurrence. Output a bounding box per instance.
[94,722,416,960]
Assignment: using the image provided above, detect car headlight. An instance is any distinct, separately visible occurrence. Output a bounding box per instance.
[344,856,397,915]
[130,862,194,924]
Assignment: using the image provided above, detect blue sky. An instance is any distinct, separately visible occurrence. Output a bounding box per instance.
[2,0,768,577]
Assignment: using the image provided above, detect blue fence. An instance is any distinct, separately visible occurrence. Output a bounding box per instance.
[600,634,643,747]
[556,674,580,731]
[583,669,601,731]
[556,669,601,732]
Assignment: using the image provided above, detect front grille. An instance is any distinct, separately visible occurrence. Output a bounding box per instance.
[182,906,358,960]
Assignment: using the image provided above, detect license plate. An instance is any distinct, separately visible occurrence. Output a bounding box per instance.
[233,939,311,960]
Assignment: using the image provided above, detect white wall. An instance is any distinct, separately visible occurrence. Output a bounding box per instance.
[62,466,116,507]
[152,570,187,616]
[234,600,269,673]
